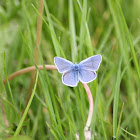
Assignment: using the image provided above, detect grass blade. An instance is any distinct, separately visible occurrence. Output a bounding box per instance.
[79,0,87,60]
[69,0,77,62]
[3,53,15,106]
[14,71,39,136]
[113,58,122,138]
[117,2,140,83]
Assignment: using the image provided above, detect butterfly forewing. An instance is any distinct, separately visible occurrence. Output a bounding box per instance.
[79,69,97,83]
[79,55,102,71]
[54,57,73,73]
[62,70,79,87]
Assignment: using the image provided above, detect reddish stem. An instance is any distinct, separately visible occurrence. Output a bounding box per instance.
[82,83,94,130]
[3,65,57,84]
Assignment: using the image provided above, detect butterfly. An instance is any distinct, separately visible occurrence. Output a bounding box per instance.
[54,55,102,87]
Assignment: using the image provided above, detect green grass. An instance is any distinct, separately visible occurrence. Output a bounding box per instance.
[0,0,140,139]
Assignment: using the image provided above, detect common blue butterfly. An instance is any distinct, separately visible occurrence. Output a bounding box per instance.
[54,55,102,87]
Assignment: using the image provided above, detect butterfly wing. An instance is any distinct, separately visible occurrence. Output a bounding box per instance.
[54,57,73,73]
[79,54,102,71]
[62,70,79,87]
[79,69,97,83]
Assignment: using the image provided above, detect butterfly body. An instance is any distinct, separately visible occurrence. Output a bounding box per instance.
[71,63,80,71]
[54,55,102,87]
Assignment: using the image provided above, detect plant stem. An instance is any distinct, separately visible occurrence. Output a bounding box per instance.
[27,0,44,105]
[82,83,94,130]
[3,65,94,139]
[34,0,44,64]
[3,65,57,84]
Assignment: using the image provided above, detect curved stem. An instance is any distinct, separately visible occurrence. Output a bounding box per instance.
[82,83,94,130]
[3,65,94,139]
[3,65,57,84]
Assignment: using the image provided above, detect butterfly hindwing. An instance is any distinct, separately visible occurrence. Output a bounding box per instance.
[54,57,73,73]
[62,70,79,87]
[79,69,97,83]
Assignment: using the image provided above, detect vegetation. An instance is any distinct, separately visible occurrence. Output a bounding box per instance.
[0,0,140,139]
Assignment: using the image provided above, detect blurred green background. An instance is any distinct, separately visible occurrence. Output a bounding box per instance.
[0,0,140,139]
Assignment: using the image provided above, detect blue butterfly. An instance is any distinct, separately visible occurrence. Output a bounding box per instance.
[54,55,102,87]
